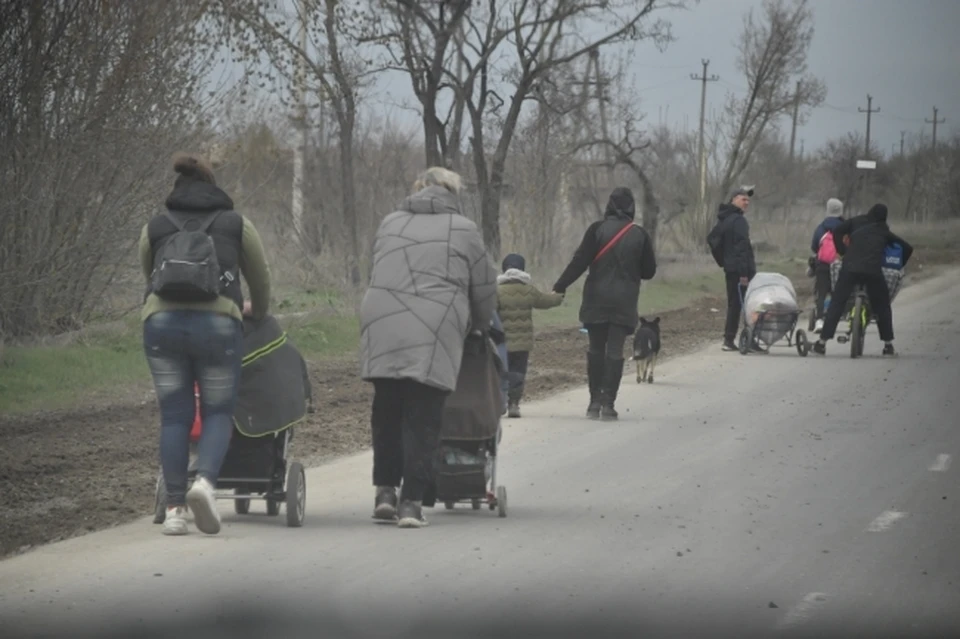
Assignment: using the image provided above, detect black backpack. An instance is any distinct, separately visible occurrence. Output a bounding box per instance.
[151,211,234,302]
[706,218,727,268]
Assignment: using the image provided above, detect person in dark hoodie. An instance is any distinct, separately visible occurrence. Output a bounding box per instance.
[809,198,845,332]
[139,153,272,537]
[553,187,657,421]
[812,203,913,357]
[707,186,758,352]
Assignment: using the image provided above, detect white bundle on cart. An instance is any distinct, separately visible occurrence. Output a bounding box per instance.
[744,272,800,345]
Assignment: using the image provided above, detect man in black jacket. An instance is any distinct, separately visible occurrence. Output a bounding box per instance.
[708,186,758,351]
[812,203,914,356]
[554,187,657,421]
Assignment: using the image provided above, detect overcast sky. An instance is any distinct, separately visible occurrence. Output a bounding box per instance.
[363,0,960,155]
[227,0,959,156]
[608,0,960,154]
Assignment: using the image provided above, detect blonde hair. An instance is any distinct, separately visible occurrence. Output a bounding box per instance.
[413,166,462,195]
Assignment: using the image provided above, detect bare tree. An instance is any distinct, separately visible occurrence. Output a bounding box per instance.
[211,0,374,285]
[713,0,825,221]
[448,0,679,256]
[569,52,665,249]
[0,0,221,338]
[370,0,471,168]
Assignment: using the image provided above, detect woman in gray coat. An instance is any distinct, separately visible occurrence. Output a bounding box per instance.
[359,167,498,528]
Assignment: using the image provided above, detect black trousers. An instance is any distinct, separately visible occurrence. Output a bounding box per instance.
[820,269,894,342]
[506,350,529,403]
[724,272,746,342]
[586,322,629,359]
[814,262,833,319]
[370,379,449,502]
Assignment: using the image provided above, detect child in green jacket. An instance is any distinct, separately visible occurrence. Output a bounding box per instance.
[496,253,563,418]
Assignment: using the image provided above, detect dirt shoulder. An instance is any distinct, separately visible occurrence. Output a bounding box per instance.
[0,256,951,559]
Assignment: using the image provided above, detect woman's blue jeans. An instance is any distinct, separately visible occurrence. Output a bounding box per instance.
[143,311,243,506]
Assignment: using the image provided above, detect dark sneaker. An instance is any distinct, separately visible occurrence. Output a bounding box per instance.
[600,404,619,421]
[397,500,428,528]
[722,340,738,352]
[812,341,826,356]
[750,341,765,353]
[508,402,521,419]
[586,400,601,420]
[882,343,896,357]
[373,486,398,522]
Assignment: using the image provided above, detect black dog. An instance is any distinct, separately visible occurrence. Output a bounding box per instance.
[630,316,661,384]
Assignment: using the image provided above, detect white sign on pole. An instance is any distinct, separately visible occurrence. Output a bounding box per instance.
[856,160,877,170]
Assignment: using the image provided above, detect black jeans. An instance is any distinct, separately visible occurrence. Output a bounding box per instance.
[370,379,449,502]
[820,269,894,342]
[724,272,746,342]
[814,262,833,319]
[506,351,529,403]
[586,322,629,359]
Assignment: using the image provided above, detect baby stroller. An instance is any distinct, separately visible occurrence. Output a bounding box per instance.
[152,315,313,528]
[737,272,810,357]
[428,329,508,518]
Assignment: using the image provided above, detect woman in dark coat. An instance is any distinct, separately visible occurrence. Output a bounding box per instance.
[553,187,657,421]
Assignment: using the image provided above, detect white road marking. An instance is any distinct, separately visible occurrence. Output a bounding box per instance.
[776,592,829,629]
[867,510,907,532]
[929,454,952,472]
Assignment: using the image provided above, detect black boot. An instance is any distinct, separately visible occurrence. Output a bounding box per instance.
[599,358,625,421]
[507,384,523,418]
[586,352,604,419]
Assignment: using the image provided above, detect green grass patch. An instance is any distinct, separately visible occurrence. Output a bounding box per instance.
[273,287,347,314]
[0,323,150,415]
[284,314,359,359]
[0,312,360,416]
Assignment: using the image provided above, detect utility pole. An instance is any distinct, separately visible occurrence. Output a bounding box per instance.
[291,1,308,243]
[788,81,802,162]
[786,80,802,217]
[690,59,719,226]
[858,94,880,158]
[925,106,945,151]
[900,130,905,157]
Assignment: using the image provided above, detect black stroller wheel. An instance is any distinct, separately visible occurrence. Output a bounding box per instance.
[234,488,250,515]
[285,462,306,527]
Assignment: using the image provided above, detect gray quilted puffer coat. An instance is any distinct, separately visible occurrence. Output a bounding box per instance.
[359,185,498,391]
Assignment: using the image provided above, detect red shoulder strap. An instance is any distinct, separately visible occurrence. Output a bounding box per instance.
[593,223,634,264]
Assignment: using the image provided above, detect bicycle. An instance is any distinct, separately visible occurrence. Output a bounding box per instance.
[836,284,871,359]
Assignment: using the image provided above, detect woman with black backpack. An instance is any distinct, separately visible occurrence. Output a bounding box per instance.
[139,153,271,536]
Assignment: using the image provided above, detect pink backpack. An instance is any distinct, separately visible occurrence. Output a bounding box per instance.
[817,231,837,264]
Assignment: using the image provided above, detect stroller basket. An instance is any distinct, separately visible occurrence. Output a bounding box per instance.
[754,312,797,345]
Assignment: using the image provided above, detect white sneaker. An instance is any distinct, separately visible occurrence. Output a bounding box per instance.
[162,506,189,536]
[186,477,221,535]
[814,319,824,333]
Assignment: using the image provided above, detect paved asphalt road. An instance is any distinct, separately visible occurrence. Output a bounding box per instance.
[2,270,959,639]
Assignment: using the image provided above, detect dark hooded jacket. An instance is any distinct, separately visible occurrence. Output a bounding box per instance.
[553,187,657,331]
[713,203,756,278]
[139,176,272,322]
[833,204,914,275]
